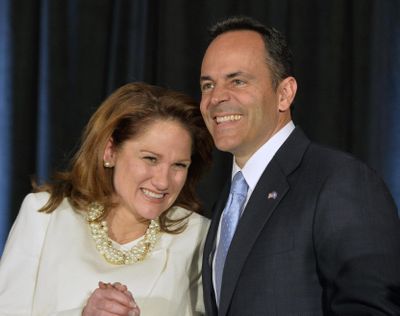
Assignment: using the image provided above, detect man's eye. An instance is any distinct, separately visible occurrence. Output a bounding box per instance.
[201,82,214,92]
[232,79,245,86]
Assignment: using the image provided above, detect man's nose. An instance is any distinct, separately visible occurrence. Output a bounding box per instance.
[210,85,230,106]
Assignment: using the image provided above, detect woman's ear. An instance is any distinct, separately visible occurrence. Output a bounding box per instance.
[103,138,116,168]
[278,76,297,112]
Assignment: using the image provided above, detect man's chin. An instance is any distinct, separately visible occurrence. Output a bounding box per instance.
[214,140,238,154]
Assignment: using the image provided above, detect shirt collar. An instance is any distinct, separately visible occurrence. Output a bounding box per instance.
[231,121,295,192]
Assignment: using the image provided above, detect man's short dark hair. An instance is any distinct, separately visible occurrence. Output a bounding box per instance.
[209,16,293,89]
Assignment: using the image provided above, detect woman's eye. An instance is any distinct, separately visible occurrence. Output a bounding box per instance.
[143,156,157,163]
[174,163,189,169]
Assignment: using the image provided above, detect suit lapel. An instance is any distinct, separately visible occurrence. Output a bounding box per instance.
[218,128,311,315]
[203,183,230,315]
[218,160,289,315]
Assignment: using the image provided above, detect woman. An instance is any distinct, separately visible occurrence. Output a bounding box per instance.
[0,82,213,315]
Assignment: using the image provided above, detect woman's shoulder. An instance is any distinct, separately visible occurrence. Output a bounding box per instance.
[169,207,210,243]
[160,207,209,254]
[19,192,72,219]
[18,192,51,218]
[3,193,54,258]
[169,206,210,227]
[21,192,50,208]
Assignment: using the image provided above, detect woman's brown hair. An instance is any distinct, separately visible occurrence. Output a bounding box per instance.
[34,82,213,233]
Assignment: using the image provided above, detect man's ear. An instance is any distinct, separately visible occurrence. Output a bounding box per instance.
[103,138,116,167]
[278,76,297,112]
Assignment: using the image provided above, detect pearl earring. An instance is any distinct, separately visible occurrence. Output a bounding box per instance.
[104,161,113,168]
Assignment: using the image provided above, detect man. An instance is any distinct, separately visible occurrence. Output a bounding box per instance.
[200,16,400,315]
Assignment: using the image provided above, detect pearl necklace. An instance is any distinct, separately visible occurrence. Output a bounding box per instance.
[86,202,161,265]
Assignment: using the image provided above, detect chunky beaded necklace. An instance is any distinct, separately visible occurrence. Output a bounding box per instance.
[86,202,161,265]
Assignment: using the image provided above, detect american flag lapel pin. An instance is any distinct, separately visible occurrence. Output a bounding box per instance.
[267,191,278,199]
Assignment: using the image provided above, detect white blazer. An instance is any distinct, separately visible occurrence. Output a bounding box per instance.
[0,192,209,315]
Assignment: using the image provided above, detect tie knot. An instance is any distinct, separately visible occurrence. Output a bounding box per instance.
[230,171,248,197]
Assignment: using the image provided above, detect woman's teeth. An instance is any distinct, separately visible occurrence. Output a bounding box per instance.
[142,188,164,199]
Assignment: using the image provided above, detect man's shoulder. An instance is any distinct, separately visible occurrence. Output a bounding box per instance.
[302,141,388,188]
[289,127,363,166]
[307,142,360,164]
[276,128,369,177]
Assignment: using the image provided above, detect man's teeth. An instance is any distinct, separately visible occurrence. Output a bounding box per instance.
[216,115,242,123]
[142,189,164,199]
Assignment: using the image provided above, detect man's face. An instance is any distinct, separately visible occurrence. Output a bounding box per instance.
[200,30,293,167]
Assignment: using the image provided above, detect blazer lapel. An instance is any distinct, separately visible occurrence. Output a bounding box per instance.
[218,160,289,315]
[218,127,310,315]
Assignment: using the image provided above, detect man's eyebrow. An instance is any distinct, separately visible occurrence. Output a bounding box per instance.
[200,75,212,82]
[200,71,244,82]
[226,71,243,79]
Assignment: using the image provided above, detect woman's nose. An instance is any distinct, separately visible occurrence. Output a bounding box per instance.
[151,166,169,191]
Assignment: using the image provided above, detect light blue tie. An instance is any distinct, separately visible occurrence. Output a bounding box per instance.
[214,171,248,305]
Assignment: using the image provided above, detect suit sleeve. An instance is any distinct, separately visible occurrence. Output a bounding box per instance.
[0,193,51,315]
[314,160,400,315]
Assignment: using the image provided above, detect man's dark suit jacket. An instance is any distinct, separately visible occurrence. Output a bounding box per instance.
[202,128,400,316]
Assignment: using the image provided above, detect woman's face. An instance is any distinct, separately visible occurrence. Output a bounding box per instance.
[104,119,192,222]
